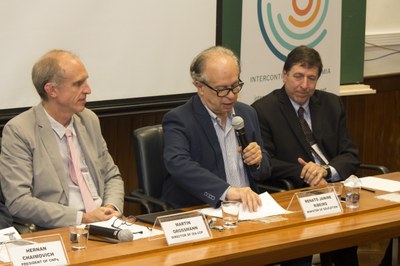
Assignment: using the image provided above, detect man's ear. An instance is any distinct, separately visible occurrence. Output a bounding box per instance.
[282,70,287,83]
[44,82,57,98]
[193,80,204,94]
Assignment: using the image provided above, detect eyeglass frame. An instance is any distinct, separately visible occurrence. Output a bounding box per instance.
[111,215,136,229]
[199,78,244,97]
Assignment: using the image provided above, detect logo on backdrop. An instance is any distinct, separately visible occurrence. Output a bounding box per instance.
[257,0,330,61]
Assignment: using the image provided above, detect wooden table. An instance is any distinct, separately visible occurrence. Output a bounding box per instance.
[12,172,400,265]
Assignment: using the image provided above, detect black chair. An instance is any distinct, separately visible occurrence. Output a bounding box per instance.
[124,125,172,214]
[125,124,293,212]
[357,163,390,176]
[257,178,296,193]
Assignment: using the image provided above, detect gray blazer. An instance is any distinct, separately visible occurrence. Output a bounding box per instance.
[0,104,124,229]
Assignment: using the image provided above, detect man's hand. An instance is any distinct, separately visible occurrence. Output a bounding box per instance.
[82,206,122,224]
[298,158,328,186]
[240,142,262,167]
[226,187,261,212]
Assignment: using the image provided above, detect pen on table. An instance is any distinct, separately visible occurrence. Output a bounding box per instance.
[361,187,376,193]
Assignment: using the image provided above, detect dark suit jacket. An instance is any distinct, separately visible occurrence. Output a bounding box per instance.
[0,188,12,229]
[161,95,271,208]
[251,87,360,188]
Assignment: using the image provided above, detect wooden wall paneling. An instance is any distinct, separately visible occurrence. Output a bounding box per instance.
[341,94,367,162]
[364,74,400,172]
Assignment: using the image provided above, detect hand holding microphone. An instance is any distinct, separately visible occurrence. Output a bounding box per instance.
[232,116,262,170]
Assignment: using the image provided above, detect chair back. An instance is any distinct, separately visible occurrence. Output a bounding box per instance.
[133,124,167,199]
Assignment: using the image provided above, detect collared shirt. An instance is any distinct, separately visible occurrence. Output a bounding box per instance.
[203,105,250,200]
[289,98,340,182]
[45,111,102,224]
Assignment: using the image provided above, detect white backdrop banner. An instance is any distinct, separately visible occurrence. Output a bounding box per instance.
[0,0,216,110]
[239,0,341,105]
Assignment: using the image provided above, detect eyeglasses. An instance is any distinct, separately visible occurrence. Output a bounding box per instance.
[111,216,136,229]
[200,79,244,97]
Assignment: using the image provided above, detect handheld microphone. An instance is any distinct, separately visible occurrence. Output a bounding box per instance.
[232,116,249,148]
[232,116,256,171]
[88,225,133,242]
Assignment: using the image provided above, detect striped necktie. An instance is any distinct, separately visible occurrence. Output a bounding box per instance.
[297,107,326,164]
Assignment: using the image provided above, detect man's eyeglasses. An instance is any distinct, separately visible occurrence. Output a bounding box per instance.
[111,216,136,229]
[111,216,152,233]
[200,79,244,97]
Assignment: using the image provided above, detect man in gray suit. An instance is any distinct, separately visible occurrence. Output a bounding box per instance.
[0,50,124,229]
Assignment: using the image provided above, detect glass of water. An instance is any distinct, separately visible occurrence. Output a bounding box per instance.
[70,224,89,250]
[221,201,240,229]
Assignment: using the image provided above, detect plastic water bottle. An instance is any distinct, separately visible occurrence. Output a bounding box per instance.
[344,175,362,209]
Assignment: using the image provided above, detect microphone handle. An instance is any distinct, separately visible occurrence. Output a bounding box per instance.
[89,225,120,240]
[236,130,249,148]
[235,129,257,172]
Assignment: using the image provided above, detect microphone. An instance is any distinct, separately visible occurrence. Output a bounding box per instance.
[88,225,133,242]
[232,116,249,148]
[232,116,256,171]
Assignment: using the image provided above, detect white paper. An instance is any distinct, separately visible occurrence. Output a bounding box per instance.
[90,216,163,240]
[201,191,290,221]
[360,176,400,192]
[376,193,400,203]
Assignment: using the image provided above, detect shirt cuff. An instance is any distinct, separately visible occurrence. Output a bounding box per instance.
[327,166,341,182]
[76,211,83,225]
[220,186,231,201]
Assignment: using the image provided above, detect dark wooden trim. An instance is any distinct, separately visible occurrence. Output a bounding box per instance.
[364,73,400,92]
[0,93,194,128]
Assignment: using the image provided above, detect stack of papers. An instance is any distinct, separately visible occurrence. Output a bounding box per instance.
[201,191,290,220]
[360,176,400,192]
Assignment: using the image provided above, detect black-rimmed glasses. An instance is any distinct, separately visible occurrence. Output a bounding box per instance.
[200,79,244,97]
[111,216,136,229]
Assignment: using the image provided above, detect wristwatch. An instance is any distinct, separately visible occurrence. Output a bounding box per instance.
[321,164,331,178]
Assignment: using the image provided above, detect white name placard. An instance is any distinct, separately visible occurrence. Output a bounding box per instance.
[7,240,68,266]
[161,215,211,245]
[298,191,342,219]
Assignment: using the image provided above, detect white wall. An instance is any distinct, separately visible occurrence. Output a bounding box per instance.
[0,0,216,110]
[364,0,400,76]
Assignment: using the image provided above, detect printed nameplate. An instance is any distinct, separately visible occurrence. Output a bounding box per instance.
[161,215,210,245]
[298,191,342,218]
[7,240,68,266]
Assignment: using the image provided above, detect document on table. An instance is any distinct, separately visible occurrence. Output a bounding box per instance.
[201,191,290,221]
[360,176,400,192]
[91,216,164,240]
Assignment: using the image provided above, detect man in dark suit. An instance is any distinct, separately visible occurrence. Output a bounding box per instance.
[161,46,271,212]
[252,45,360,189]
[252,45,360,265]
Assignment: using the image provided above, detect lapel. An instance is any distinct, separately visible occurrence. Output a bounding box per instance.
[309,91,331,160]
[34,104,70,200]
[277,88,313,158]
[73,112,101,191]
[192,95,225,175]
[309,91,323,144]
